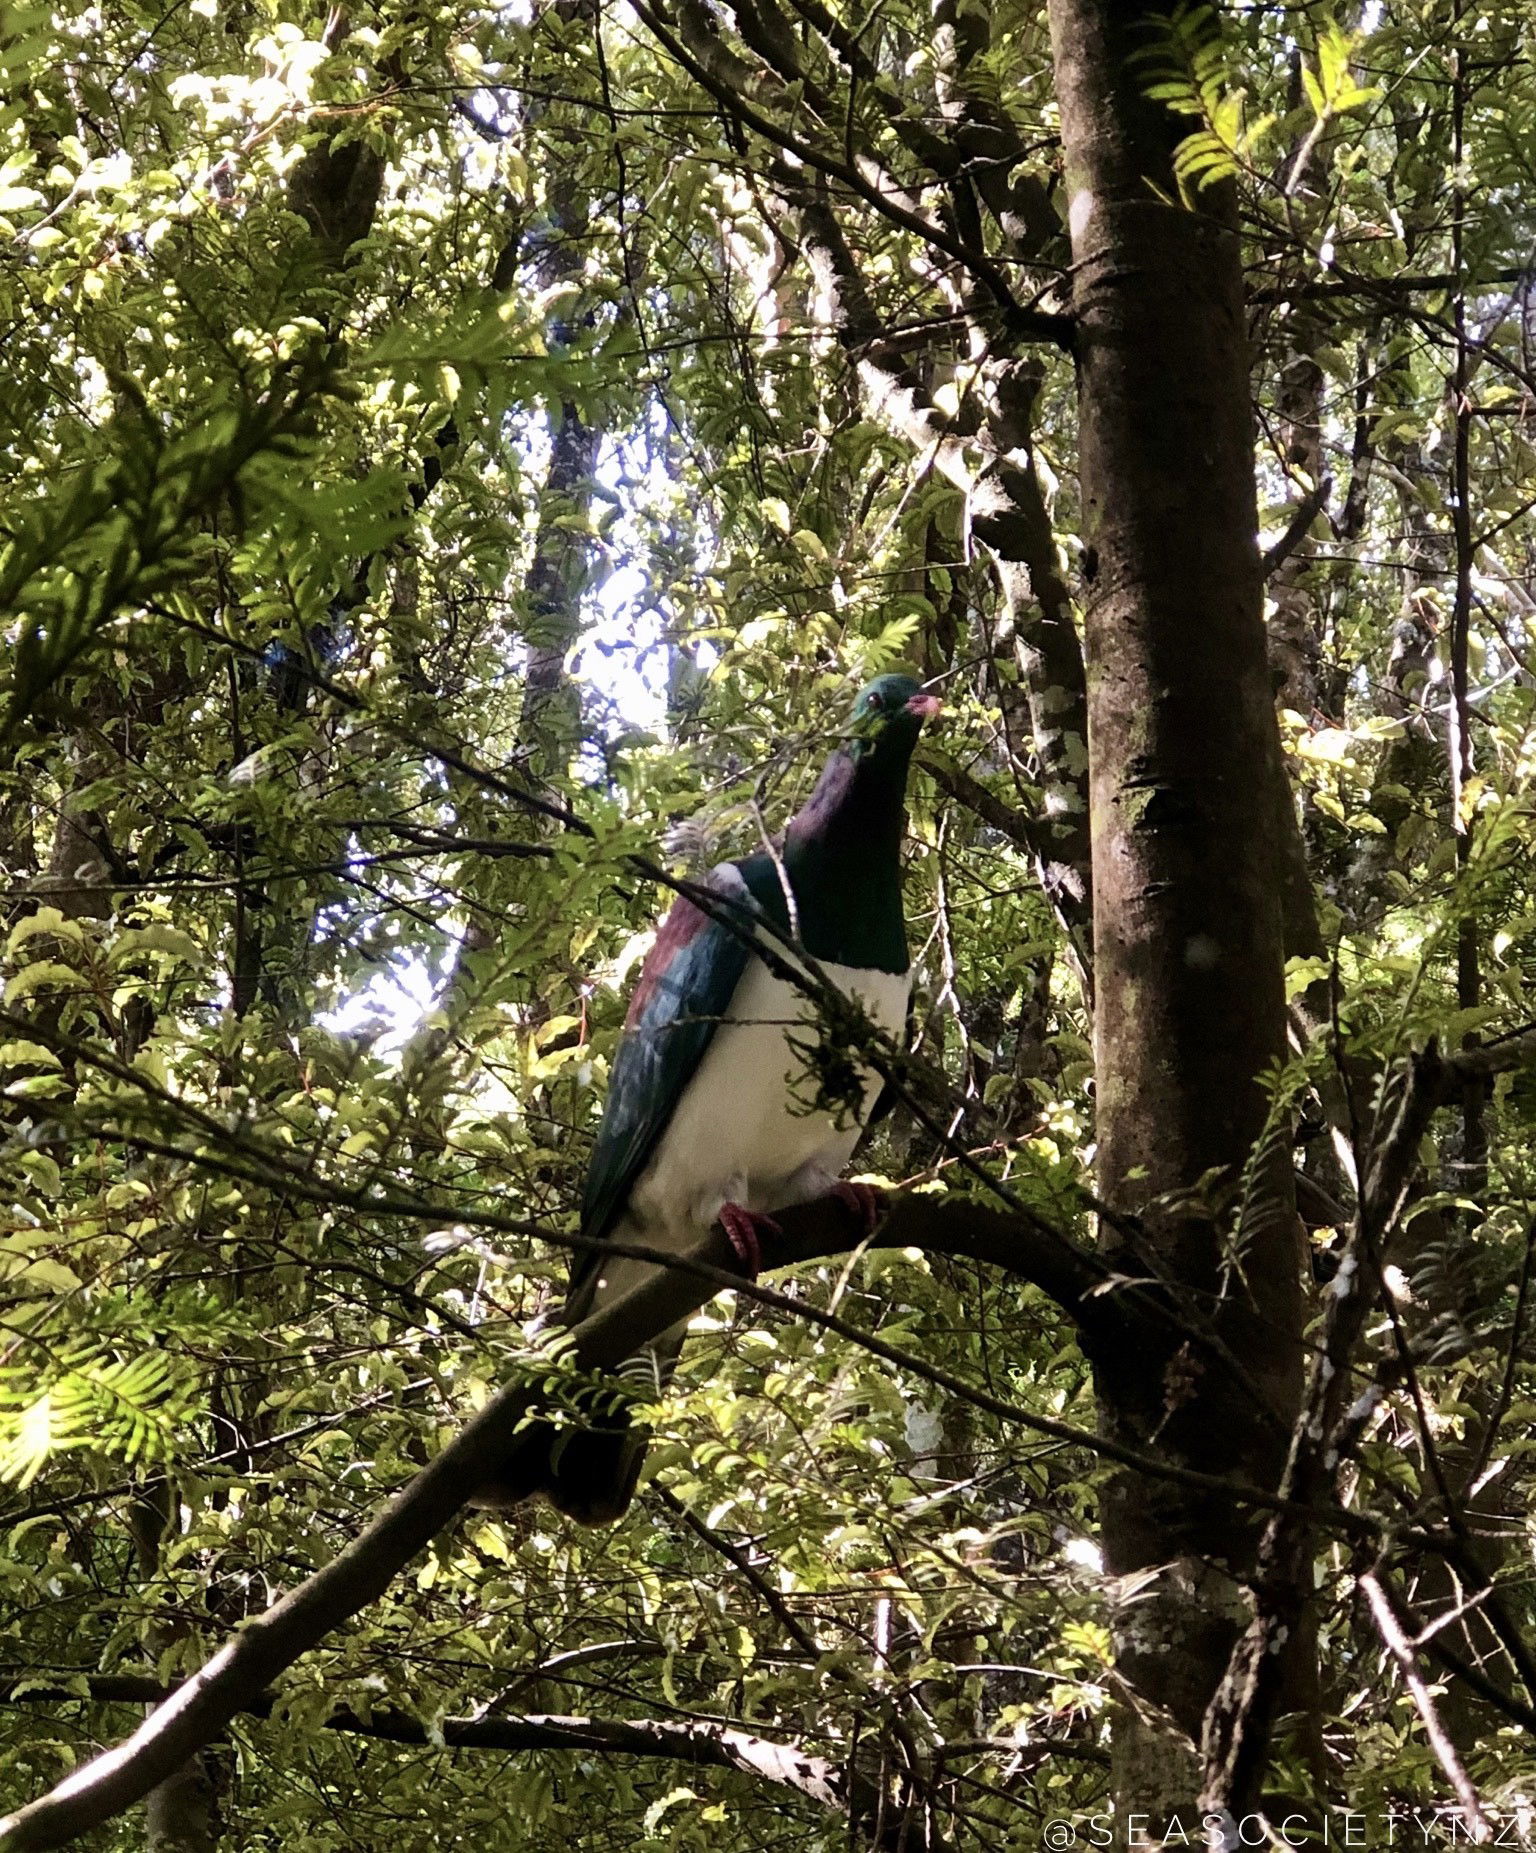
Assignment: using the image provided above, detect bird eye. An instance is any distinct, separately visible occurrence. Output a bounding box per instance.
[866,693,884,711]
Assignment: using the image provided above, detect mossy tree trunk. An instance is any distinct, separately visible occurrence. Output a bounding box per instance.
[1044,0,1308,1827]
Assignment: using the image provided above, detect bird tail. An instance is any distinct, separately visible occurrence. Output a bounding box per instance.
[538,1420,648,1526]
[475,1340,682,1526]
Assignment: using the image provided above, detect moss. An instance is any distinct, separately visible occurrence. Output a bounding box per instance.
[1118,783,1159,830]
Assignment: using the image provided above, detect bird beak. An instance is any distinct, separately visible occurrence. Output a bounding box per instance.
[905,692,943,721]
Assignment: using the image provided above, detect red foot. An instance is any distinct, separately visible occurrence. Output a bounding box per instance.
[831,1180,887,1237]
[719,1202,780,1280]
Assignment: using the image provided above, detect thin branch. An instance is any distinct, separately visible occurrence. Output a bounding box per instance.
[1359,1573,1493,1843]
[0,1679,943,1853]
[1463,1218,1536,1495]
[1378,1569,1536,1736]
[1261,474,1331,579]
[921,751,1041,855]
[654,1485,822,1660]
[1251,265,1536,305]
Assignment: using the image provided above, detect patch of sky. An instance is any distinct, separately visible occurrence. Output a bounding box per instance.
[323,404,715,1048]
[574,415,714,746]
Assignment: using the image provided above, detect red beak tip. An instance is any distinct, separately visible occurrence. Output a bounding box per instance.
[906,692,943,720]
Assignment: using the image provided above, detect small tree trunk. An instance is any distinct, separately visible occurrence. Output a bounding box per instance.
[1045,0,1306,1824]
[520,398,600,768]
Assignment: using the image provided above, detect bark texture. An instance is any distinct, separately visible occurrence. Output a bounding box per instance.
[1044,0,1306,1825]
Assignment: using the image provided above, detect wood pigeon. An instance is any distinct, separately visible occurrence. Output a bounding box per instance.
[490,672,939,1524]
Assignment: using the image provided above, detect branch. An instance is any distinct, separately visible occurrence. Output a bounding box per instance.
[0,1170,1372,1852]
[0,1679,942,1853]
[1373,1566,1536,1735]
[1359,1574,1493,1842]
[629,0,1069,347]
[1261,474,1331,580]
[17,991,1301,1475]
[7,997,1102,1317]
[654,1485,822,1660]
[921,751,1041,855]
[1353,1031,1536,1240]
[0,1186,1087,1852]
[1250,265,1536,306]
[353,820,556,860]
[1196,1030,1536,1817]
[147,603,592,838]
[1440,1024,1536,1087]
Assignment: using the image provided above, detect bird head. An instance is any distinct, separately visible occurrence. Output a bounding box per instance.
[844,672,943,757]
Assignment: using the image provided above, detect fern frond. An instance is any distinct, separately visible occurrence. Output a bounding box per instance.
[0,1344,194,1485]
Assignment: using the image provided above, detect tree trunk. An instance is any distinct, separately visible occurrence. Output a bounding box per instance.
[1044,0,1306,1826]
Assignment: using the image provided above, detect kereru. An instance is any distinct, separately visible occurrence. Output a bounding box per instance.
[498,672,939,1524]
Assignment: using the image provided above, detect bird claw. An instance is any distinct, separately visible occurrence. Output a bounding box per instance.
[831,1180,887,1238]
[718,1202,779,1280]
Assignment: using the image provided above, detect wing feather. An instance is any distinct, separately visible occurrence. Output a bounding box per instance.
[569,864,759,1311]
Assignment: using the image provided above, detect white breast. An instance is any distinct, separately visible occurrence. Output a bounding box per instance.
[627,955,911,1238]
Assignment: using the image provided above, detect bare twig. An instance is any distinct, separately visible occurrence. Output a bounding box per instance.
[1359,1573,1493,1843]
